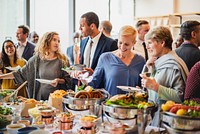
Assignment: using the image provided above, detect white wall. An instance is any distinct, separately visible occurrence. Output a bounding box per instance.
[135,0,174,17]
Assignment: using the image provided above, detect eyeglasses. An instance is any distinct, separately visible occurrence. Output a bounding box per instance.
[5,45,14,49]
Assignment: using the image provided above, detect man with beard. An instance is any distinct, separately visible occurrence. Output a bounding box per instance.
[79,12,117,70]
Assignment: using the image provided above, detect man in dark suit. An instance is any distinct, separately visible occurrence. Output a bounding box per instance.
[79,12,117,70]
[16,25,35,61]
[175,20,200,71]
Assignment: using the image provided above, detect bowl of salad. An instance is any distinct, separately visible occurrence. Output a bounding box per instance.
[0,105,14,129]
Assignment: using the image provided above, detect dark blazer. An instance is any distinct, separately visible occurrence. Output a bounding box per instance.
[175,42,200,71]
[80,33,117,70]
[66,45,74,66]
[16,41,35,61]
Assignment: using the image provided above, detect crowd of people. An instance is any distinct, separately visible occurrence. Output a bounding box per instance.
[0,11,200,127]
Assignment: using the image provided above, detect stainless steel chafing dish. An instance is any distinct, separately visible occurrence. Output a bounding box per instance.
[162,112,200,131]
[102,101,156,134]
[102,101,156,119]
[62,89,110,117]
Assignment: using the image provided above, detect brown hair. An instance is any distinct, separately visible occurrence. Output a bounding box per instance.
[81,12,99,28]
[145,26,173,50]
[35,32,69,66]
[135,20,149,29]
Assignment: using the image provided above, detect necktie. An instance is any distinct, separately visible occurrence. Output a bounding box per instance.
[142,42,148,61]
[86,40,93,68]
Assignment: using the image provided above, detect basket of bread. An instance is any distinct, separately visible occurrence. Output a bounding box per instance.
[21,98,38,117]
[48,89,71,111]
[161,100,200,131]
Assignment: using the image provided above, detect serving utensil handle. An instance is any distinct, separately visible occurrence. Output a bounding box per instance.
[4,81,27,101]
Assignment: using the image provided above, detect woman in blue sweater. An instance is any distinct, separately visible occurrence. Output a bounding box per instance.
[86,25,145,96]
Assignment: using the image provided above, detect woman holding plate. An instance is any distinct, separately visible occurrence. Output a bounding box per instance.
[82,25,145,96]
[0,40,27,97]
[0,32,72,100]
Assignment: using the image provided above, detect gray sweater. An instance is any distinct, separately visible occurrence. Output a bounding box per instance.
[13,55,72,99]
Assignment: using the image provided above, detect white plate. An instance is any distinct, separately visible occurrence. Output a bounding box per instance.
[116,86,144,92]
[36,79,53,84]
[5,65,21,71]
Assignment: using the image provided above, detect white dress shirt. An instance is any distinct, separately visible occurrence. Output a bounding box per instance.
[83,32,101,68]
[132,38,148,59]
[17,41,27,59]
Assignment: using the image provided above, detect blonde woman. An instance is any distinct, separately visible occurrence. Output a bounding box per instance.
[0,32,72,100]
[85,25,145,96]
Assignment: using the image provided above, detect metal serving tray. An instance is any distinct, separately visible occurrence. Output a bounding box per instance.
[162,112,200,131]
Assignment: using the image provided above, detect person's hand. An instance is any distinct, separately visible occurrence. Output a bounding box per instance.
[140,74,159,92]
[69,70,83,79]
[146,56,157,69]
[0,70,3,75]
[83,68,94,76]
[80,79,88,86]
[51,78,59,87]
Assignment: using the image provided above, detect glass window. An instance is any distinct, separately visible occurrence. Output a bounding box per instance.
[30,0,69,53]
[110,0,134,38]
[75,0,134,39]
[75,0,110,31]
[0,0,25,48]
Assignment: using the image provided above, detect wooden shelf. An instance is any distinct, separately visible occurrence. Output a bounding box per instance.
[135,12,200,28]
[168,24,181,28]
[135,12,200,20]
[171,12,200,16]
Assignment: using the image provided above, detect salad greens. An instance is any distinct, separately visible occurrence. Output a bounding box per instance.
[106,99,137,107]
[0,106,13,115]
[0,90,12,98]
[186,109,200,118]
[0,106,13,129]
[77,84,86,91]
[183,100,200,106]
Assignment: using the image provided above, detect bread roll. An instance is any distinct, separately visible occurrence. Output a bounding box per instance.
[74,91,92,98]
[90,90,103,98]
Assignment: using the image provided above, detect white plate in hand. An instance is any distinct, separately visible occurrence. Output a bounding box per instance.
[36,79,53,84]
[5,65,21,71]
[117,86,143,92]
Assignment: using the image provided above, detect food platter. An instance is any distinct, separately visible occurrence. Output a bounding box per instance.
[117,86,145,93]
[162,112,200,131]
[102,101,155,120]
[62,89,110,117]
[62,89,109,105]
[163,122,200,134]
[62,64,86,73]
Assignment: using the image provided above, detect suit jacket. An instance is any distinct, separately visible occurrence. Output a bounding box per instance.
[66,45,74,66]
[80,33,117,70]
[16,41,35,61]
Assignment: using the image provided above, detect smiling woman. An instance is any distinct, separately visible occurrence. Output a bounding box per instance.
[0,32,73,100]
[0,40,27,97]
[84,25,146,96]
